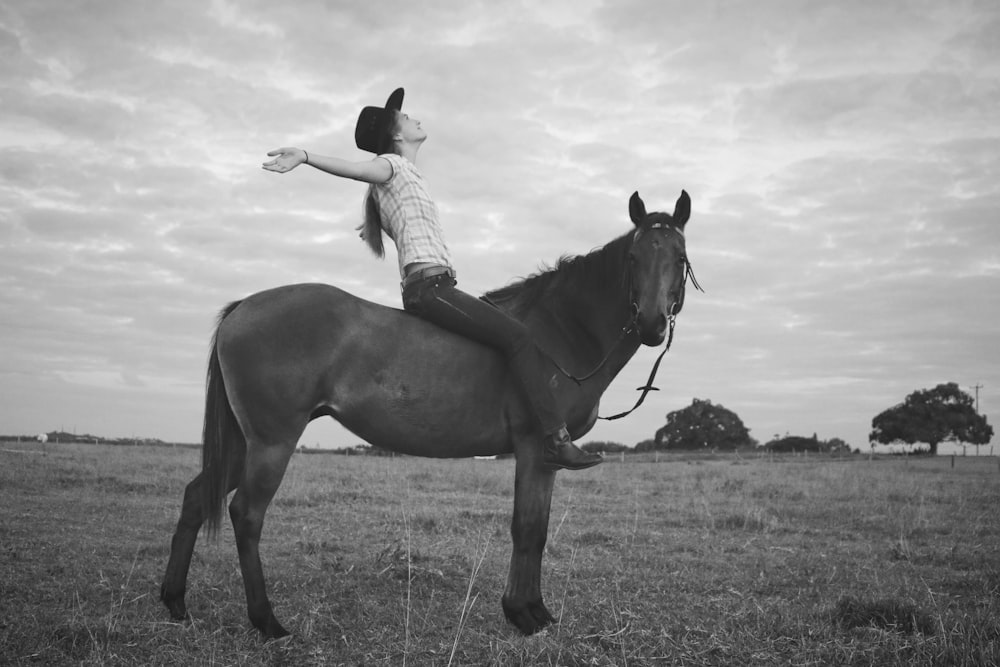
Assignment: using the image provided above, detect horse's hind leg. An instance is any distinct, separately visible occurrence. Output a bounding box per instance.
[229,439,297,639]
[160,472,206,620]
[161,451,244,619]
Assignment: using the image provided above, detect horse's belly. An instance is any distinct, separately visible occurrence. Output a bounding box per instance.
[328,341,527,457]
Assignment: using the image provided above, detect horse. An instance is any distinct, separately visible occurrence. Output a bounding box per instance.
[160,189,698,639]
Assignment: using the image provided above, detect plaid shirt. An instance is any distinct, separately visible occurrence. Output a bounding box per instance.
[373,154,453,278]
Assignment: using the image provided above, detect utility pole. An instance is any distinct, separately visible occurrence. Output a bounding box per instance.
[969,383,983,414]
[969,383,983,457]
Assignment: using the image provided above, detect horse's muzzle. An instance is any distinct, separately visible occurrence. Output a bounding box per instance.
[637,312,668,346]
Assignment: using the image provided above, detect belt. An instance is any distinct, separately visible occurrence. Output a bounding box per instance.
[401,265,455,290]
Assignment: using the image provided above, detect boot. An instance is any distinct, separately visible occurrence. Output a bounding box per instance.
[542,427,603,471]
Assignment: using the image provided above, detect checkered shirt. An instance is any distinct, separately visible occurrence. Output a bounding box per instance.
[373,154,453,278]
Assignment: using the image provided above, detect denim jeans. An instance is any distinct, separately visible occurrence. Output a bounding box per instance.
[402,273,565,435]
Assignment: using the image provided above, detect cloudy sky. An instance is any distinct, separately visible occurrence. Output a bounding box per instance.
[2,0,998,452]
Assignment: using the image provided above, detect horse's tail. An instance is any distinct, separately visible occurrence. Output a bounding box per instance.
[201,300,246,537]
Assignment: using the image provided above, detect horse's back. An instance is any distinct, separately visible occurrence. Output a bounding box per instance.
[226,282,381,332]
[221,282,493,358]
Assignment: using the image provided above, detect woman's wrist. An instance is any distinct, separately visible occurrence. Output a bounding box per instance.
[303,150,309,165]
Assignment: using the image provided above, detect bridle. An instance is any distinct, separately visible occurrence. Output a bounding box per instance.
[553,223,703,421]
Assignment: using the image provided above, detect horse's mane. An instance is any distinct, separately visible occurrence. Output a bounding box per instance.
[484,232,633,319]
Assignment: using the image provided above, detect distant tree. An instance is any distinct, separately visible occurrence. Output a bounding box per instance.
[654,398,751,451]
[764,434,852,453]
[870,383,993,455]
[826,437,851,453]
[634,439,656,452]
[765,434,817,452]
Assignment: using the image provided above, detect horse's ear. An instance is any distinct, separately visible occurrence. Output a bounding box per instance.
[629,191,646,225]
[673,190,691,227]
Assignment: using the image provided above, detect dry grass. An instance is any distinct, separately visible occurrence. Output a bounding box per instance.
[1,444,998,665]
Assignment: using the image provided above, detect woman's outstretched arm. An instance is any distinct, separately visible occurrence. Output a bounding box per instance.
[262,147,392,184]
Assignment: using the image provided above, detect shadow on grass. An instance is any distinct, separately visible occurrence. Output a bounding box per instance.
[833,595,936,635]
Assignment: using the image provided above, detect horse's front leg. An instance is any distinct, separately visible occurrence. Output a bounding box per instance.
[502,437,558,634]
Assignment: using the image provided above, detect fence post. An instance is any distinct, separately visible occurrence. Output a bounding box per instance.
[951,454,955,469]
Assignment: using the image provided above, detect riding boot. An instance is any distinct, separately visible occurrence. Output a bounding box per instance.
[542,427,603,471]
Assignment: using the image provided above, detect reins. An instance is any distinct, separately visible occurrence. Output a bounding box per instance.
[550,321,634,386]
[596,312,675,421]
[552,255,702,421]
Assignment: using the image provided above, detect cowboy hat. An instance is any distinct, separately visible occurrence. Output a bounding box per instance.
[355,87,404,154]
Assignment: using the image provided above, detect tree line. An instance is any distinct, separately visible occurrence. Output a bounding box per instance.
[596,382,992,455]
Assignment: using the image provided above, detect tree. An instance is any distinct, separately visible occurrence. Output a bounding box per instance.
[765,434,822,453]
[653,398,752,451]
[826,437,851,453]
[634,438,656,452]
[763,434,851,454]
[870,383,993,455]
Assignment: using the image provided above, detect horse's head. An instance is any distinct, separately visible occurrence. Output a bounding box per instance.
[627,190,698,346]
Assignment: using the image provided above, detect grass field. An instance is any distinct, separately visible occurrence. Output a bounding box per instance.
[1,443,998,666]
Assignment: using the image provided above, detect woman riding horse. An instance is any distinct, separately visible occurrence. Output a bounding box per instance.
[262,88,601,471]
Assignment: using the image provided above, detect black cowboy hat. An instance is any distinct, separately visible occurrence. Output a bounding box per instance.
[355,87,404,154]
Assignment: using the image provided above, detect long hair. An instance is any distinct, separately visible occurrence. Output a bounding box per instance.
[360,187,385,257]
[358,110,400,258]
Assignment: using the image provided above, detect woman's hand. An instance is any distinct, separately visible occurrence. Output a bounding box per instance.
[262,147,307,173]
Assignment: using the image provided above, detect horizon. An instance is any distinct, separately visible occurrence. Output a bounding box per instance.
[5,425,994,458]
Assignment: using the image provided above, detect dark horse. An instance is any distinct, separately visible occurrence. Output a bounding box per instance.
[161,190,697,638]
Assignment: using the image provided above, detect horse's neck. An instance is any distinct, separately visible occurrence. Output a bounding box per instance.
[537,274,640,389]
[491,233,641,389]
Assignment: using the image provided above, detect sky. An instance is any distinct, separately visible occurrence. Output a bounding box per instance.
[1,0,998,453]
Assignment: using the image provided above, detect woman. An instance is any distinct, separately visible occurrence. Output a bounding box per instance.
[262,88,601,471]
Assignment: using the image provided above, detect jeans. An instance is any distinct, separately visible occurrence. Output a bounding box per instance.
[402,273,566,435]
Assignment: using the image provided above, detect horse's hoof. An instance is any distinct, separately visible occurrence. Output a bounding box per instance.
[160,585,189,621]
[502,596,557,635]
[256,616,291,640]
